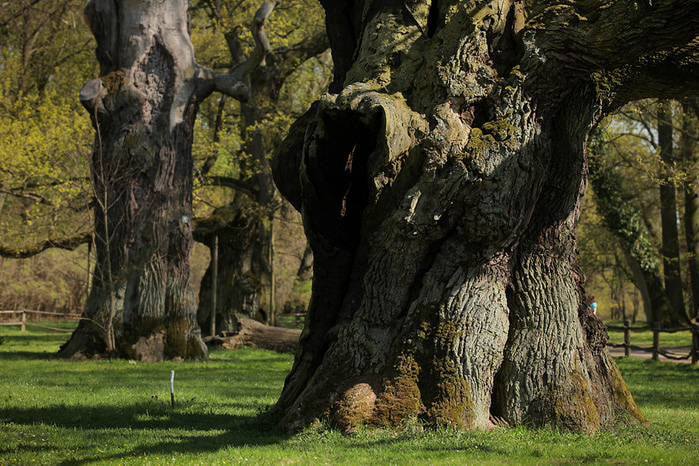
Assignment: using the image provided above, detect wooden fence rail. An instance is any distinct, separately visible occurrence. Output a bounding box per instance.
[0,310,79,333]
[606,319,699,365]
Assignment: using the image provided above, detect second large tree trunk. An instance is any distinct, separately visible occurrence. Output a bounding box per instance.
[271,0,699,433]
[59,0,274,360]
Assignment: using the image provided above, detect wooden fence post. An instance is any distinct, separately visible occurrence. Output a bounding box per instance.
[652,321,660,361]
[623,319,631,357]
[692,320,699,366]
[20,310,26,332]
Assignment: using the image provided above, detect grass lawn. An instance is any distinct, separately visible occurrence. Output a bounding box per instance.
[604,320,694,349]
[1,323,698,465]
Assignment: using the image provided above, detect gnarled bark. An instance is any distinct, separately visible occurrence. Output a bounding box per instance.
[271,0,699,433]
[59,0,274,361]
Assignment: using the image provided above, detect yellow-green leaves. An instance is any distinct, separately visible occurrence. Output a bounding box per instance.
[0,88,92,246]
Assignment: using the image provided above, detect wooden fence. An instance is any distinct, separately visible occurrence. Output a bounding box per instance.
[0,310,79,333]
[607,319,699,365]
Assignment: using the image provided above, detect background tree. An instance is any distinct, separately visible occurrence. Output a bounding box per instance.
[58,0,275,361]
[680,98,699,320]
[189,0,327,334]
[587,132,675,325]
[584,97,699,326]
[271,0,699,433]
[657,100,687,323]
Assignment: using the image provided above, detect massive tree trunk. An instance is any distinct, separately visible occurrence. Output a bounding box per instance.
[59,0,273,360]
[271,0,699,433]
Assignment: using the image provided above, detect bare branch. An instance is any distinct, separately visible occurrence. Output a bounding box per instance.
[203,175,259,199]
[200,1,276,101]
[0,231,92,259]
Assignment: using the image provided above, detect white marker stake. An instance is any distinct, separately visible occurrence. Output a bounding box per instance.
[170,370,175,407]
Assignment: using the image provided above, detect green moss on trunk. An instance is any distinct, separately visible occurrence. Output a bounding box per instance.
[371,354,423,428]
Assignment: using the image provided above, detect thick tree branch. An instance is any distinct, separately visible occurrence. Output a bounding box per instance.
[269,30,329,85]
[199,1,276,101]
[531,0,699,71]
[204,175,259,198]
[529,0,699,106]
[0,231,92,259]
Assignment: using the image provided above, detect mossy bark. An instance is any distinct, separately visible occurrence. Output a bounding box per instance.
[59,0,274,360]
[58,0,208,361]
[271,0,698,432]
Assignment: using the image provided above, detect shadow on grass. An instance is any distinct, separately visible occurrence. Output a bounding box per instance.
[0,351,63,361]
[1,400,286,465]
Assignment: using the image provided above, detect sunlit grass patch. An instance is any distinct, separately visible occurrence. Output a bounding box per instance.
[1,324,698,465]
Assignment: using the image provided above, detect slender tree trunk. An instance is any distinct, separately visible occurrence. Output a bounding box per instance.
[59,0,274,360]
[657,100,688,325]
[681,99,699,320]
[271,0,699,434]
[622,250,654,323]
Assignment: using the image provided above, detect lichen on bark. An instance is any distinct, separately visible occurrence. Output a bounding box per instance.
[271,0,699,434]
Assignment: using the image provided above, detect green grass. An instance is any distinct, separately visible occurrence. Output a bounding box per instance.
[1,324,698,465]
[605,320,694,348]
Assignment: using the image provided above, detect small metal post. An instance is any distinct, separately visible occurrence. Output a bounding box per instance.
[624,319,631,358]
[170,370,175,408]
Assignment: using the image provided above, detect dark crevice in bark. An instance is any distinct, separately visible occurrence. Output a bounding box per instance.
[461,98,490,129]
[426,0,439,38]
[304,111,375,250]
[486,0,524,77]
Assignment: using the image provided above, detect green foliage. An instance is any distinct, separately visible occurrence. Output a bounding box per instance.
[578,98,697,321]
[0,0,96,100]
[0,89,93,246]
[0,0,95,276]
[1,327,698,465]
